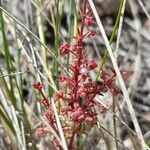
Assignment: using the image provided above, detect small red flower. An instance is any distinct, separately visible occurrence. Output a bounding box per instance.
[72,107,83,121]
[58,74,67,82]
[86,16,95,26]
[110,87,120,96]
[41,98,49,106]
[59,43,70,55]
[99,105,108,113]
[55,90,64,99]
[87,60,97,70]
[88,30,96,37]
[80,92,86,98]
[61,108,73,115]
[35,127,48,137]
[85,116,95,125]
[44,109,55,124]
[100,70,110,81]
[33,82,43,91]
[80,72,89,81]
[58,74,69,86]
[78,87,87,98]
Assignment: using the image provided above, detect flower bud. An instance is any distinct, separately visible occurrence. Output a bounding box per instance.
[87,60,97,70]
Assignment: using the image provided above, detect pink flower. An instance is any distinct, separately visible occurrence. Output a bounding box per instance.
[72,107,84,121]
[35,127,47,137]
[55,90,64,99]
[33,82,43,91]
[58,74,69,86]
[79,72,89,81]
[100,70,120,96]
[58,74,67,82]
[86,16,95,26]
[87,60,97,69]
[88,30,96,37]
[61,108,73,115]
[59,43,70,55]
[85,116,95,125]
[78,87,87,98]
[99,105,108,113]
[44,109,55,124]
[80,92,86,98]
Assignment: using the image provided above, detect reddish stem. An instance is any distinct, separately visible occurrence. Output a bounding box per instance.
[39,90,50,107]
[73,0,86,103]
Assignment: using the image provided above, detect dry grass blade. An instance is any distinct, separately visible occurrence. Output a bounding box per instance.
[0,90,25,149]
[0,68,40,78]
[137,0,150,20]
[0,6,70,76]
[37,70,57,91]
[88,0,147,149]
[29,0,53,26]
[35,51,57,90]
[99,125,130,150]
[115,0,126,58]
[125,19,150,42]
[96,99,138,137]
[36,0,47,64]
[51,98,68,150]
[24,102,62,144]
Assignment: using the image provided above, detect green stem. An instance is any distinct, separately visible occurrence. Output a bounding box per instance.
[67,0,73,71]
[53,0,60,88]
[0,107,15,135]
[95,0,124,80]
[77,124,85,150]
[0,0,16,107]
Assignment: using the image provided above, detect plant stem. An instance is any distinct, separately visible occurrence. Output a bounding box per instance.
[113,97,119,150]
[73,0,86,102]
[0,1,17,108]
[95,0,124,80]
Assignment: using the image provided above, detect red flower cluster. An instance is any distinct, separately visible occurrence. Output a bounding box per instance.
[56,3,119,127]
[33,1,121,149]
[35,127,48,137]
[100,70,120,96]
[59,43,70,55]
[33,82,56,137]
